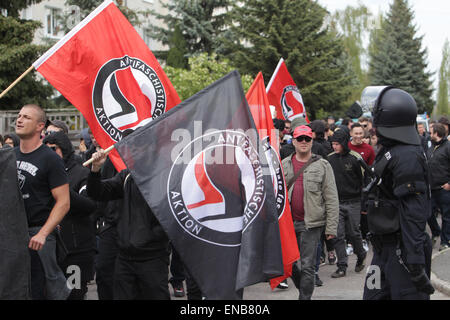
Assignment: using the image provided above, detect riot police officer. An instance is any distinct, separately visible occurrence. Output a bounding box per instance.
[362,86,435,300]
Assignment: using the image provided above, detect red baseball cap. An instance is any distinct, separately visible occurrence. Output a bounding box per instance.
[293,125,313,139]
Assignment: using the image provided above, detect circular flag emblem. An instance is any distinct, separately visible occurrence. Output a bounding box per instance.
[167,130,266,247]
[92,55,166,142]
[261,136,286,219]
[280,85,306,120]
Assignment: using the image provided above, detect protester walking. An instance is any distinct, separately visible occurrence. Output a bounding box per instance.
[428,123,450,251]
[327,129,367,278]
[87,143,171,300]
[282,125,338,300]
[14,104,71,300]
[43,131,98,300]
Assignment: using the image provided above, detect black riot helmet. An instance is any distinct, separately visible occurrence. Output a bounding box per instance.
[373,86,420,145]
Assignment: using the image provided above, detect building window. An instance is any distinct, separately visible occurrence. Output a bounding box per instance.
[21,7,32,20]
[45,7,62,38]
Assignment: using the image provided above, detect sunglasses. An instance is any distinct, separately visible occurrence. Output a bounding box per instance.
[49,146,57,152]
[296,136,312,142]
[45,130,56,136]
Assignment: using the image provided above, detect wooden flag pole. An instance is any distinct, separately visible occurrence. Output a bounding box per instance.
[0,66,35,99]
[82,145,115,167]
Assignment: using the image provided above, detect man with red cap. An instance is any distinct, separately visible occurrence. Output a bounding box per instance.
[282,125,339,300]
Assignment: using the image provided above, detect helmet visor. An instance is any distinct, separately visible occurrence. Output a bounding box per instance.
[360,86,390,113]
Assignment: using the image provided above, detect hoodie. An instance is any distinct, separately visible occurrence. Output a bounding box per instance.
[328,129,365,201]
[43,131,97,254]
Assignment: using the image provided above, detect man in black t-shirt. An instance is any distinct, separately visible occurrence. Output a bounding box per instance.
[15,104,71,300]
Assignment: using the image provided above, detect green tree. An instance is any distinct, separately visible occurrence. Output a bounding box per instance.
[0,0,41,18]
[148,0,230,56]
[330,3,374,104]
[164,53,252,101]
[60,0,142,33]
[166,25,189,69]
[221,0,355,119]
[436,39,450,116]
[368,0,434,114]
[0,2,54,110]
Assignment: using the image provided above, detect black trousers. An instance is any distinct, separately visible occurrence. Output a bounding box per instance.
[113,255,170,300]
[360,213,369,240]
[169,244,185,286]
[29,249,46,300]
[95,227,119,300]
[363,237,432,300]
[60,252,95,300]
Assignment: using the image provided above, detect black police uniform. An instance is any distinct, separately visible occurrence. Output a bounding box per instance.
[362,87,434,300]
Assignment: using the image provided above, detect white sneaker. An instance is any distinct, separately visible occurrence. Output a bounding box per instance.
[277,280,289,289]
[346,244,354,256]
[362,240,369,252]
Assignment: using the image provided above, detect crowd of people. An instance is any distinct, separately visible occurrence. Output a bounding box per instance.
[1,102,449,300]
[272,111,449,298]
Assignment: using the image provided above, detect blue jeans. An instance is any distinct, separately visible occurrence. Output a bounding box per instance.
[291,221,323,300]
[432,189,450,246]
[29,227,71,300]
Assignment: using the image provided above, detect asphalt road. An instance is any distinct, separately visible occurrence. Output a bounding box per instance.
[86,245,449,300]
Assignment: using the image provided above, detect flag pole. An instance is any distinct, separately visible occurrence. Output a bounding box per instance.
[82,144,115,167]
[0,66,35,99]
[266,58,284,93]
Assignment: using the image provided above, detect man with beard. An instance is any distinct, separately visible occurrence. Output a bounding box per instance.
[282,125,338,300]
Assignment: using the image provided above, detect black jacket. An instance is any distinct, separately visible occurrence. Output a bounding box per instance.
[371,143,431,265]
[87,170,169,261]
[328,150,365,201]
[427,138,450,190]
[315,137,333,156]
[43,131,97,255]
[62,155,97,254]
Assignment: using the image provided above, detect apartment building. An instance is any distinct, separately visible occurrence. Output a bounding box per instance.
[19,0,168,51]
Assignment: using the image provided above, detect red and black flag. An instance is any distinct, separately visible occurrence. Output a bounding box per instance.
[33,0,180,171]
[0,148,30,299]
[266,58,310,122]
[115,71,283,299]
[246,72,299,289]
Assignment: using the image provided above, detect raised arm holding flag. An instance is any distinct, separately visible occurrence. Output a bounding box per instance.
[28,0,180,171]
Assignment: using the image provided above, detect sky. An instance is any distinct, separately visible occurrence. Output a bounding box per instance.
[318,0,450,94]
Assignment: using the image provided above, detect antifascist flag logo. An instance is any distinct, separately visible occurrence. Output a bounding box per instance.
[266,58,309,122]
[115,71,283,299]
[33,0,180,171]
[246,71,299,289]
[168,130,265,247]
[92,56,167,142]
[281,85,306,120]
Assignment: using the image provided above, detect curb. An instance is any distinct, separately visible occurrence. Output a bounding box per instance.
[431,248,450,297]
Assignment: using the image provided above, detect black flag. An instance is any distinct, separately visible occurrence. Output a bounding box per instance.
[115,71,283,299]
[0,148,31,299]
